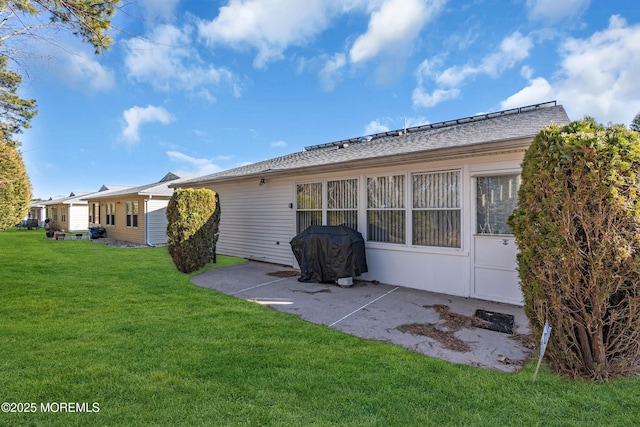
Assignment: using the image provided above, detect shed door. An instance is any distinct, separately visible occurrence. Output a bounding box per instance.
[472,174,522,304]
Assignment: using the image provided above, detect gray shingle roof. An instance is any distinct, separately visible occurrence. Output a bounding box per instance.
[83,173,196,200]
[176,102,570,186]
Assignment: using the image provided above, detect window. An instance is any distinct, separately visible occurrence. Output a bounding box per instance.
[296,183,322,234]
[51,207,58,222]
[126,201,138,228]
[61,207,67,223]
[90,203,99,224]
[476,174,520,235]
[327,179,358,229]
[412,171,461,248]
[105,203,115,226]
[366,175,405,244]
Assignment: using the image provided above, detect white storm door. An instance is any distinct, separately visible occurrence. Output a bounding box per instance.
[472,174,523,305]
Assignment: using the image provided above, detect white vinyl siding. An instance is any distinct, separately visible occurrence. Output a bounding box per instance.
[213,180,294,266]
[68,205,89,231]
[412,171,461,248]
[146,200,169,246]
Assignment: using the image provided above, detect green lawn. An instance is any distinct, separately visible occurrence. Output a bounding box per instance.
[1,229,639,426]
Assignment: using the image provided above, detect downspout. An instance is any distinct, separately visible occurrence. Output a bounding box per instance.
[145,198,155,247]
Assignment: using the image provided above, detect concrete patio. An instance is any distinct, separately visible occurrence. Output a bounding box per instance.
[191,261,534,372]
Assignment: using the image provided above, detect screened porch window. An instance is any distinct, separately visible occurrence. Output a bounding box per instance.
[296,182,322,234]
[327,179,358,229]
[476,174,520,235]
[412,170,461,248]
[366,175,405,244]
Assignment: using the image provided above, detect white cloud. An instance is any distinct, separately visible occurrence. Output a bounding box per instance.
[526,0,590,23]
[412,87,460,108]
[121,105,174,143]
[137,0,180,21]
[271,140,287,148]
[167,151,222,175]
[501,15,640,125]
[364,119,391,135]
[500,77,554,110]
[405,116,430,128]
[61,53,115,92]
[198,0,336,68]
[413,32,533,108]
[480,32,534,76]
[349,0,446,64]
[125,24,238,98]
[319,53,346,91]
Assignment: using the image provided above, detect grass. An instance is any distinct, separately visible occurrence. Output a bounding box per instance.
[1,229,639,426]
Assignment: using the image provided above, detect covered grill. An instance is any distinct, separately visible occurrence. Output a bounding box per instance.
[290,225,368,284]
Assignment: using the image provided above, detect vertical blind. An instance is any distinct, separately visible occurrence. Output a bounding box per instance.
[412,171,461,247]
[296,182,322,234]
[367,175,406,243]
[327,179,358,229]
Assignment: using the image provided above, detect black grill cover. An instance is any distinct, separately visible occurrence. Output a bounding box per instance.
[290,225,368,283]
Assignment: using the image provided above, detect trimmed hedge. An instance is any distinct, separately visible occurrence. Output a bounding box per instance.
[509,118,640,381]
[166,188,220,273]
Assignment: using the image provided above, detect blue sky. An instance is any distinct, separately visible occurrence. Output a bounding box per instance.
[14,0,640,199]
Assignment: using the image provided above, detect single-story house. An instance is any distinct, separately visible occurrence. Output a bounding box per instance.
[29,200,48,227]
[86,184,133,226]
[172,101,570,305]
[42,191,92,232]
[82,173,194,246]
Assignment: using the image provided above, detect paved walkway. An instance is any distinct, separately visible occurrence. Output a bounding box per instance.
[191,261,534,372]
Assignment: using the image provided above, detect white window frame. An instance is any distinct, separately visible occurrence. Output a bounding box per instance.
[105,203,115,226]
[411,169,462,248]
[295,177,360,234]
[126,201,139,228]
[365,174,406,245]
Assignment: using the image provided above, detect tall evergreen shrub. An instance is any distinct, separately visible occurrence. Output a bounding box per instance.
[167,188,220,273]
[0,142,31,230]
[509,118,640,381]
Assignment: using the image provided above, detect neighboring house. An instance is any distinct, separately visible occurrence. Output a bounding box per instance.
[172,101,571,305]
[82,173,195,246]
[29,200,47,227]
[86,185,133,227]
[42,191,92,232]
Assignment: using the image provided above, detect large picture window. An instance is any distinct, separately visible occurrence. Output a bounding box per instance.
[412,171,461,248]
[327,179,358,229]
[476,174,520,235]
[296,183,322,234]
[366,175,405,244]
